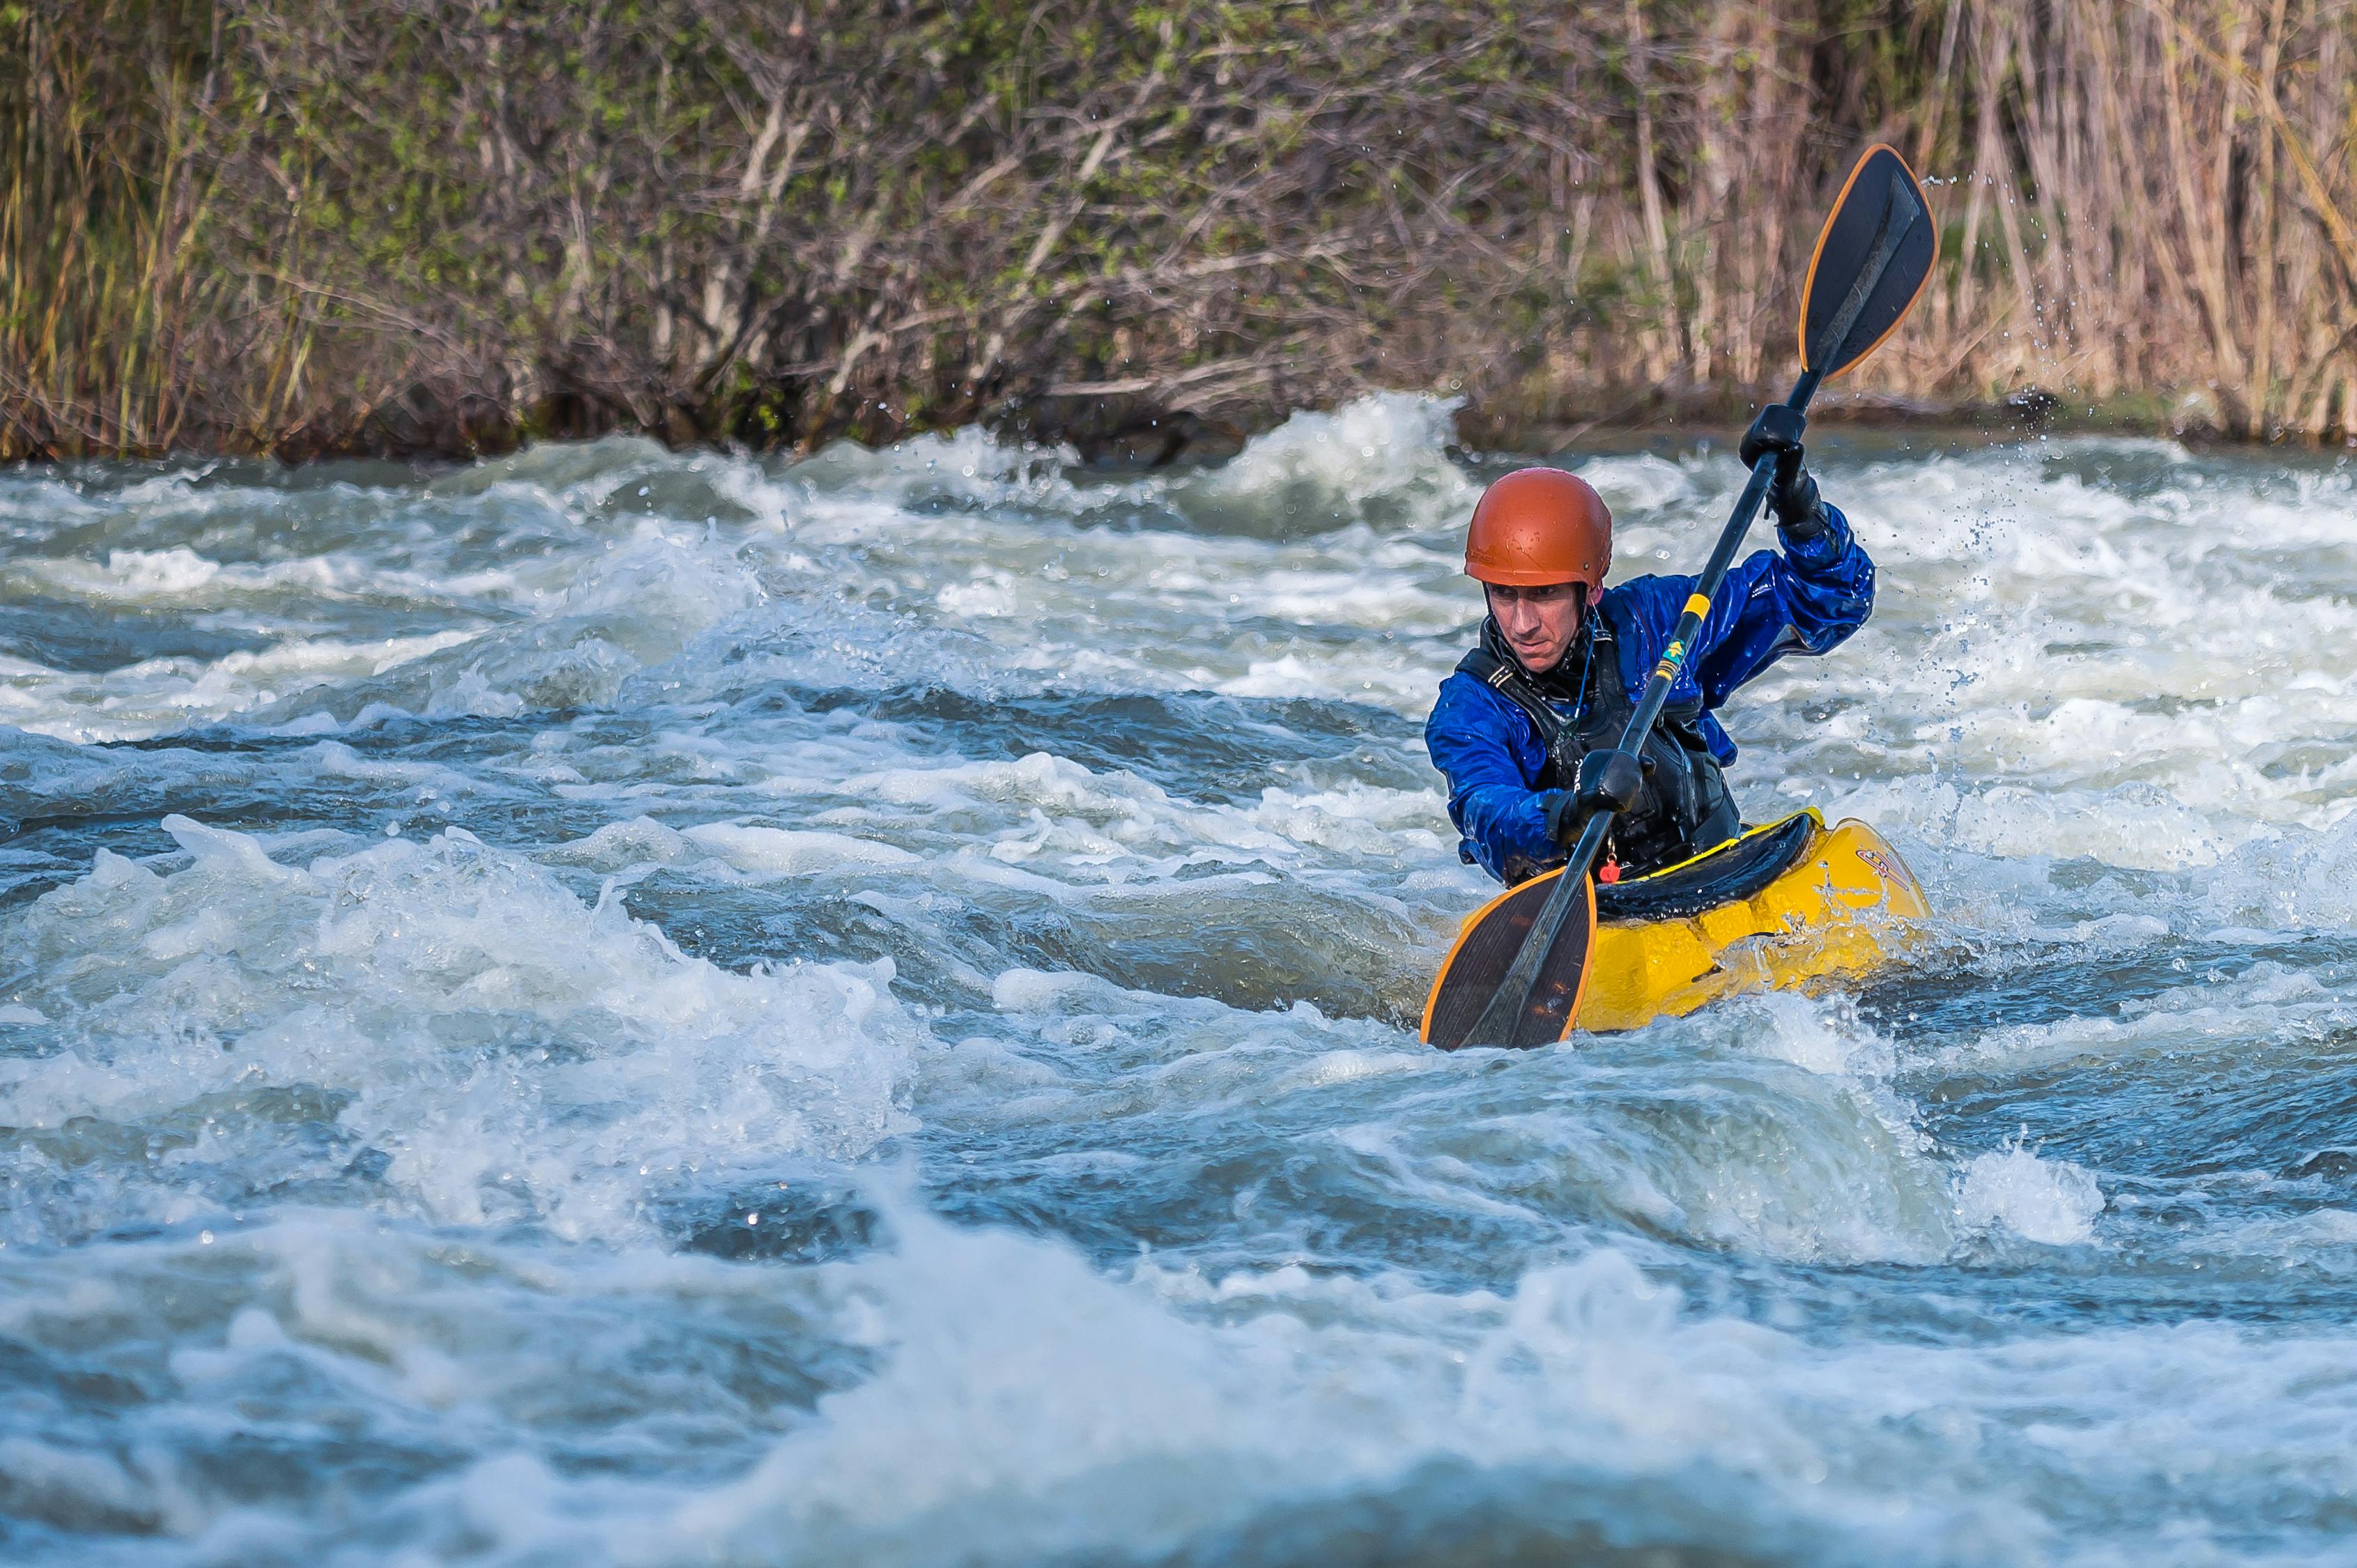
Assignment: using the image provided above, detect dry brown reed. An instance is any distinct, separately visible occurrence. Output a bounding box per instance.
[2,0,2352,460]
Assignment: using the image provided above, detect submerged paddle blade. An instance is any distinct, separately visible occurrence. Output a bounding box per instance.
[1799,145,1937,379]
[1421,868,1598,1050]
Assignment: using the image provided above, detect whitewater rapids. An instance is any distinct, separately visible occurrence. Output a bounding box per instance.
[6,397,2357,1565]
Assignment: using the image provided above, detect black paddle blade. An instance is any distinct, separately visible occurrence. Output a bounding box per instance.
[1421,870,1598,1050]
[1799,144,1938,378]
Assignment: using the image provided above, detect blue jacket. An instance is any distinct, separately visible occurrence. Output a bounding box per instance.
[1425,507,1875,882]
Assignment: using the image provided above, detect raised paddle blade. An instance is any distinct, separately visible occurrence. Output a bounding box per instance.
[1799,145,1938,379]
[1421,868,1598,1050]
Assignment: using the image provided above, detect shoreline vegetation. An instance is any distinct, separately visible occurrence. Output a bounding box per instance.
[6,1,2356,466]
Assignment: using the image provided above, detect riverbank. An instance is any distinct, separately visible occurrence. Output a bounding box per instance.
[8,0,2356,463]
[1047,385,2309,472]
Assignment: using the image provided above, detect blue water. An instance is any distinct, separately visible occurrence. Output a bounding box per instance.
[6,397,2357,1564]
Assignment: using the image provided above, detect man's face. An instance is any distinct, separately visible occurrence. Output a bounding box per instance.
[1485,581,1583,675]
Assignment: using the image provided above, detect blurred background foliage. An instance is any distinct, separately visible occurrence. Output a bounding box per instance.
[3,0,2354,459]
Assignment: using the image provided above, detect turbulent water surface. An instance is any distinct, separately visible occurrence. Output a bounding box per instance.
[6,397,2357,1565]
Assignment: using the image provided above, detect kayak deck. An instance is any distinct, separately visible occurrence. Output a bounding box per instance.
[1585,809,1927,1031]
[1423,810,1928,1040]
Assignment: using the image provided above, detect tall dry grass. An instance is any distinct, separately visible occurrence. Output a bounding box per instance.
[2,0,2353,459]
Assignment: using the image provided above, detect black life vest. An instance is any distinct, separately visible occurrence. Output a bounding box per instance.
[1453,610,1741,877]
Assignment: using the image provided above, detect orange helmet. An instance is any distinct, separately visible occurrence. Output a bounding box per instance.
[1462,467,1612,591]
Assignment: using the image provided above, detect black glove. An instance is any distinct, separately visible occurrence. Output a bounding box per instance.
[1575,748,1646,816]
[1543,751,1650,845]
[1541,788,1578,846]
[1739,404,1829,543]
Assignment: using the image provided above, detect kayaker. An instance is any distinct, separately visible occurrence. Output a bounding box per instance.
[1425,408,1875,884]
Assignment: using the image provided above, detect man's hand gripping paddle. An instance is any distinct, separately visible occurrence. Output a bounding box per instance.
[1421,144,1937,1050]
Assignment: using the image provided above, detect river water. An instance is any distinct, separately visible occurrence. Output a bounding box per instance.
[3,396,2356,1565]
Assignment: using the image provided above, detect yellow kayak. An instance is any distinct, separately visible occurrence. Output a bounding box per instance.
[1423,810,1928,1038]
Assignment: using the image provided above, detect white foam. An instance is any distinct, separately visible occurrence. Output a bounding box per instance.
[990,968,1097,1011]
[1184,393,1479,534]
[640,1213,2132,1563]
[1958,1147,2105,1245]
[680,822,920,877]
[1,817,919,1238]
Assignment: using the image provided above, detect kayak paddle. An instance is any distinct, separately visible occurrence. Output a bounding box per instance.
[1422,143,1937,1050]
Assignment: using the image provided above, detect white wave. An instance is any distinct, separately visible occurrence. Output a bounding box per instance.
[0,629,488,743]
[1958,1146,2105,1245]
[0,817,918,1240]
[775,426,1101,534]
[1181,392,1479,535]
[17,1194,2357,1564]
[680,822,921,877]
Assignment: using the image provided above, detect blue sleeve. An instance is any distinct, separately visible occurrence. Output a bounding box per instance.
[1691,504,1875,700]
[1423,672,1560,882]
[1600,504,1875,760]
